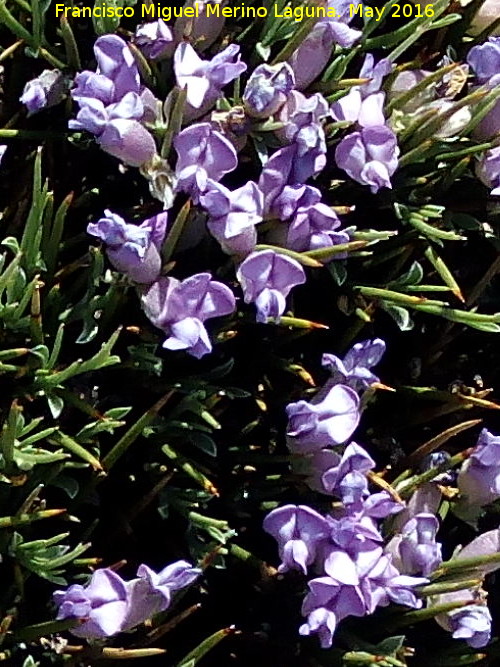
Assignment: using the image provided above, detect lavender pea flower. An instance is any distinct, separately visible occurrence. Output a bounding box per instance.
[174,42,246,121]
[300,577,366,648]
[386,513,442,576]
[134,19,173,60]
[243,63,295,118]
[20,69,67,115]
[458,428,500,507]
[263,504,330,574]
[124,561,200,629]
[54,561,200,639]
[467,37,500,85]
[200,179,264,256]
[278,91,330,181]
[286,384,360,453]
[322,338,386,392]
[236,249,306,323]
[448,607,492,648]
[54,569,129,638]
[174,122,238,202]
[335,126,399,193]
[141,273,235,358]
[287,202,349,253]
[87,209,167,284]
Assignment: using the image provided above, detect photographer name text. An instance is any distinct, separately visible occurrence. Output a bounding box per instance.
[55,3,435,22]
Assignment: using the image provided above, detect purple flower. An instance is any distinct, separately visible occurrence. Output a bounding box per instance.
[90,34,140,102]
[322,338,386,391]
[278,91,330,181]
[236,249,306,323]
[467,37,500,85]
[243,63,295,118]
[20,69,67,115]
[200,180,264,256]
[124,561,200,629]
[286,384,360,453]
[174,0,225,51]
[448,606,492,648]
[387,513,442,576]
[174,42,246,120]
[335,126,399,193]
[288,0,361,90]
[134,20,173,60]
[458,429,500,507]
[359,552,425,613]
[174,123,238,202]
[141,273,235,358]
[87,209,167,283]
[263,504,330,574]
[358,54,393,96]
[299,443,375,504]
[97,119,157,167]
[327,444,375,506]
[54,561,200,639]
[287,202,349,253]
[299,577,366,648]
[476,147,500,196]
[258,148,325,220]
[69,36,157,167]
[54,568,129,639]
[331,90,386,128]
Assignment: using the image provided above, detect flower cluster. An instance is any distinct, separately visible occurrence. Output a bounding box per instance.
[264,340,430,646]
[54,560,200,639]
[264,340,497,649]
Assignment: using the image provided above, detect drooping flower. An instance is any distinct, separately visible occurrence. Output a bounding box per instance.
[288,0,362,90]
[174,42,246,120]
[174,0,225,51]
[243,63,295,118]
[174,123,238,202]
[335,126,400,193]
[263,504,330,574]
[286,384,360,453]
[322,338,386,392]
[87,209,168,284]
[141,273,235,358]
[200,179,264,256]
[134,19,173,60]
[236,249,306,323]
[20,69,67,115]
